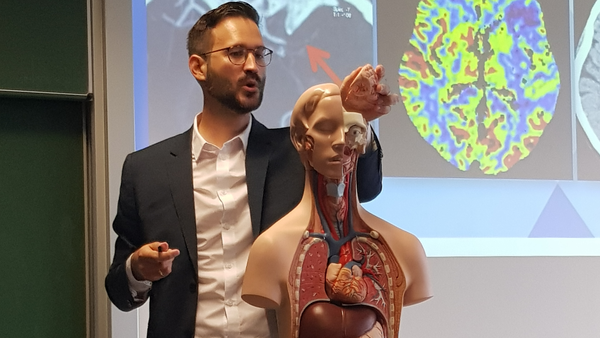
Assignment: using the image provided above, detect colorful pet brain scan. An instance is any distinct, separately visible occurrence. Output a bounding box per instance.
[399,0,560,175]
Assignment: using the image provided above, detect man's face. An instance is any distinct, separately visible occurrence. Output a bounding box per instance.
[203,16,267,114]
[305,95,364,180]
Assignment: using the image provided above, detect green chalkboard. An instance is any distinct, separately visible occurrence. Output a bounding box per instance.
[0,0,88,95]
[0,97,86,337]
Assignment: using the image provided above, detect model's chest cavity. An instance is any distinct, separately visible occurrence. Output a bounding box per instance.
[293,235,394,314]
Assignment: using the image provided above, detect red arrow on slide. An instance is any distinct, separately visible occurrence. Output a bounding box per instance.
[306,45,341,86]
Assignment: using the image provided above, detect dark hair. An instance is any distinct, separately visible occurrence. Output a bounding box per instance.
[187,1,260,56]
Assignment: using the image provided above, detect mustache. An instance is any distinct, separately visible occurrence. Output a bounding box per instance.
[239,73,263,85]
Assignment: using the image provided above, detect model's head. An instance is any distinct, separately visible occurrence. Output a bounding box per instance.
[291,83,367,180]
[187,2,269,115]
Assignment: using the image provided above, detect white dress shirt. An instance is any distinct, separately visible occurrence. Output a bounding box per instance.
[126,113,270,338]
[190,114,269,338]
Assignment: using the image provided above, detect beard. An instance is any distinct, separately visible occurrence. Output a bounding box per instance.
[205,68,266,115]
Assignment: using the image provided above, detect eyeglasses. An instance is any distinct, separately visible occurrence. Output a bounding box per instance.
[199,45,273,67]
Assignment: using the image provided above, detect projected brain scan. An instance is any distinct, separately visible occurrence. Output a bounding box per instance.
[398,0,560,175]
[575,1,600,156]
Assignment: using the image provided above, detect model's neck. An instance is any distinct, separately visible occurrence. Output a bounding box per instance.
[316,174,349,230]
[197,108,251,148]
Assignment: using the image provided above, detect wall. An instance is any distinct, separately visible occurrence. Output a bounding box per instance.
[0,98,87,338]
[104,0,139,336]
[0,0,89,334]
[401,257,600,337]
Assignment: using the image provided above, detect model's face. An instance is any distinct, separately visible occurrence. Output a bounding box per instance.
[305,95,366,180]
[204,17,267,114]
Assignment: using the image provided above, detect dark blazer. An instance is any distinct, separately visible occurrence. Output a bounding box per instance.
[105,116,382,338]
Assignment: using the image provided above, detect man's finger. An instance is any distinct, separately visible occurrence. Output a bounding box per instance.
[375,64,385,80]
[348,66,362,79]
[341,66,362,92]
[157,242,169,252]
[147,241,162,252]
[157,248,181,261]
[376,83,391,96]
[382,93,400,106]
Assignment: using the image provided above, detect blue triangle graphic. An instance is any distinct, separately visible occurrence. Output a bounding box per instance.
[529,185,593,238]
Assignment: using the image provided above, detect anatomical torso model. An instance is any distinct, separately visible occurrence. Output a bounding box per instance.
[242,81,432,338]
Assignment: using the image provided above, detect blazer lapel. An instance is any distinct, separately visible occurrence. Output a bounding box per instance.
[165,128,199,280]
[246,116,274,238]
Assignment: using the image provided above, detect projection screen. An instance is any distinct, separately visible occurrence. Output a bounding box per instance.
[133,0,600,257]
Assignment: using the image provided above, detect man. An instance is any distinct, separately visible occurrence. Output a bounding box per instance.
[105,2,396,337]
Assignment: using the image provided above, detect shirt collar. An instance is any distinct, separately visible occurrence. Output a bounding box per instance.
[191,112,253,161]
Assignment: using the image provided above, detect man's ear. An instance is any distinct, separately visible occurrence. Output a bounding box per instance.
[189,54,207,82]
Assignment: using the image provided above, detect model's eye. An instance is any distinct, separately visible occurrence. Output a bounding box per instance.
[314,120,336,134]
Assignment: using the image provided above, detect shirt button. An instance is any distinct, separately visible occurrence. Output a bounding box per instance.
[225,263,233,269]
[225,300,234,307]
[223,224,230,230]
